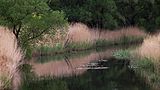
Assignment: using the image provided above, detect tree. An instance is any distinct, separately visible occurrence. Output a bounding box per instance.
[49,0,160,32]
[49,0,118,29]
[115,0,157,32]
[0,0,67,47]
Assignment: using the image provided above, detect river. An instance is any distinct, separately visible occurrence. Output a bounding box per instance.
[20,45,151,90]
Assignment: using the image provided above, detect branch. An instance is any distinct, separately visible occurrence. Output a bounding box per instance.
[23,28,48,44]
[15,23,22,39]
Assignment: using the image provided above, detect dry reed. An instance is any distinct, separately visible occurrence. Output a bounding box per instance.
[66,23,93,43]
[0,27,23,89]
[66,23,146,43]
[35,23,146,49]
[137,33,160,60]
[91,26,146,41]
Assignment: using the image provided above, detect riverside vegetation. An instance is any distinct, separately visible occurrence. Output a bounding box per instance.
[0,22,159,90]
[0,27,23,90]
[112,34,160,90]
[0,0,160,90]
[33,23,146,56]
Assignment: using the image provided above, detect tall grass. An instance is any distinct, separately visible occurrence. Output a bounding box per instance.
[66,23,92,43]
[92,26,146,41]
[64,23,146,47]
[115,33,160,89]
[113,48,160,90]
[34,23,146,56]
[136,33,160,88]
[65,23,146,43]
[138,33,160,60]
[0,27,23,89]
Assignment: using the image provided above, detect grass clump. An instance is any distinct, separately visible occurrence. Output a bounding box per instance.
[0,27,23,89]
[66,42,93,51]
[113,50,131,59]
[112,47,160,89]
[131,57,160,90]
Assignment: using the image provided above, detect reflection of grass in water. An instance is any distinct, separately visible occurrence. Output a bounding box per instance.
[20,64,68,90]
[34,45,138,63]
[21,59,150,90]
[21,77,68,90]
[35,50,93,63]
[112,49,160,89]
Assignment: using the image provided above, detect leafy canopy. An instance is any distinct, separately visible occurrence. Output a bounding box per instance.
[0,0,67,45]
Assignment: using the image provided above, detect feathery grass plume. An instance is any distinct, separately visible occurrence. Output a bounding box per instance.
[36,23,146,48]
[66,23,92,43]
[92,26,146,41]
[65,24,145,43]
[138,33,160,60]
[134,33,160,90]
[137,33,160,77]
[0,27,23,89]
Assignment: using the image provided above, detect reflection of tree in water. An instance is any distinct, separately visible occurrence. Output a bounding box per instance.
[64,55,76,75]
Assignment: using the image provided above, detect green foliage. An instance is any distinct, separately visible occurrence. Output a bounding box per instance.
[132,58,154,71]
[49,0,160,32]
[131,57,160,89]
[49,0,118,29]
[113,50,131,59]
[36,43,64,54]
[0,0,67,57]
[65,42,93,51]
[155,17,160,26]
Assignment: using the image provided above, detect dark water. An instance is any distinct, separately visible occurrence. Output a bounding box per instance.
[21,46,151,90]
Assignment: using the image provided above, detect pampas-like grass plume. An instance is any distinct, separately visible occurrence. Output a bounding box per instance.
[138,33,160,60]
[0,27,23,89]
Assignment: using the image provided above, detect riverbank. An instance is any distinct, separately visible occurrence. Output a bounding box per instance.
[112,34,160,90]
[32,23,146,56]
[33,36,144,56]
[113,51,160,90]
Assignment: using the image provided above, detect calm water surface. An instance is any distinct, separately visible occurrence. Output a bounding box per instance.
[21,46,151,90]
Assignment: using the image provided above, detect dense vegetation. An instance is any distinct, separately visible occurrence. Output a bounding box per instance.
[0,0,159,90]
[0,0,67,56]
[49,0,160,32]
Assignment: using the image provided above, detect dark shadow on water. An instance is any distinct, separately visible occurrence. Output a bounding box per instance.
[23,58,151,90]
[63,59,150,90]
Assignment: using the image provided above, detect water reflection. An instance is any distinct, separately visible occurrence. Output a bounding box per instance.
[30,47,118,77]
[21,46,151,90]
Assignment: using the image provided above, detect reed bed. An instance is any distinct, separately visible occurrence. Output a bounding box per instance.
[66,23,146,43]
[116,33,160,90]
[138,33,160,60]
[34,23,146,56]
[0,27,23,89]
